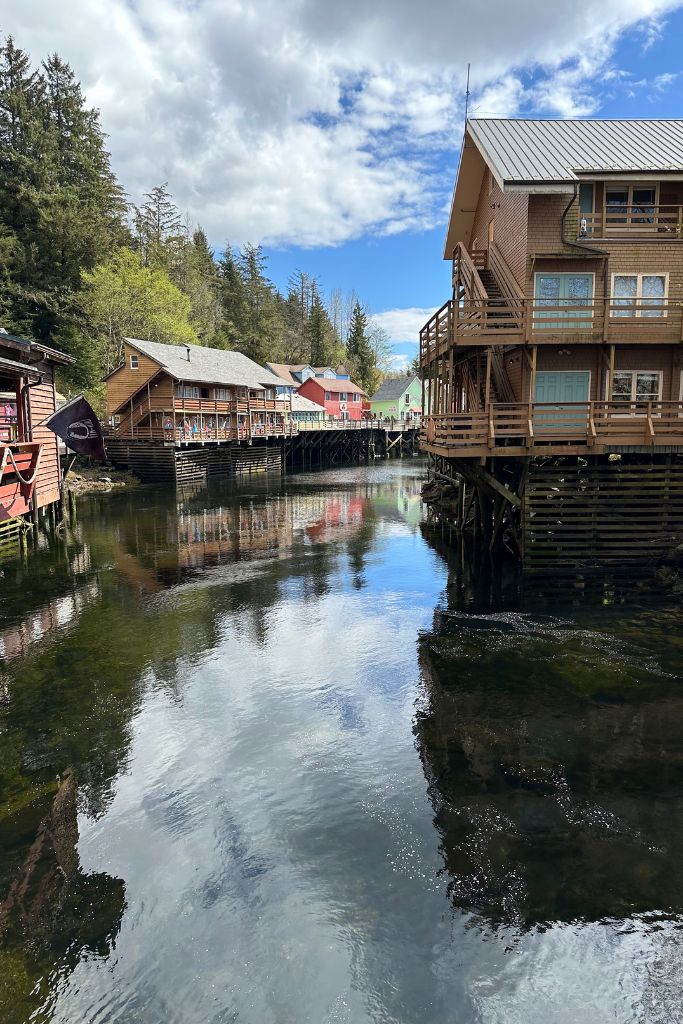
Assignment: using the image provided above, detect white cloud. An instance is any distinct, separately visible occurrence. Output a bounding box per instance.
[2,0,682,248]
[371,308,436,344]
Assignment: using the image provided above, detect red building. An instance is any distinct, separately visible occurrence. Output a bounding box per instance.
[297,377,366,421]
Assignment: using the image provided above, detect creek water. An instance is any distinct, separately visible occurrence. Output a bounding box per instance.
[1,461,683,1023]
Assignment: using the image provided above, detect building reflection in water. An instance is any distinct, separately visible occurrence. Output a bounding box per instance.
[416,527,683,929]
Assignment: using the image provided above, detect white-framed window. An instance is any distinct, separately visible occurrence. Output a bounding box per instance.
[176,384,200,399]
[214,388,232,401]
[611,370,662,404]
[354,393,360,402]
[130,354,139,369]
[325,390,332,401]
[611,273,668,318]
[339,391,348,401]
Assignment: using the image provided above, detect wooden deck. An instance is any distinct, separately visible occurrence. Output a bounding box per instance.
[420,297,683,359]
[421,401,683,459]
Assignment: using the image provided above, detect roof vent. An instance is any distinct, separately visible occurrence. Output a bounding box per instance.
[185,345,191,362]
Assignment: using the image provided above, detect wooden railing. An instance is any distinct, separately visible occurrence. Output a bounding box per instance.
[488,242,524,303]
[453,242,488,301]
[420,297,683,360]
[422,401,683,454]
[579,205,683,239]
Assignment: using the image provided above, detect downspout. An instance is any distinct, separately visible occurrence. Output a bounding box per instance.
[560,183,610,370]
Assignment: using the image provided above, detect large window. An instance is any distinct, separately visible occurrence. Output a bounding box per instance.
[176,384,200,399]
[534,273,594,328]
[611,273,667,318]
[612,371,662,403]
[606,185,656,225]
[214,388,232,401]
[339,392,348,401]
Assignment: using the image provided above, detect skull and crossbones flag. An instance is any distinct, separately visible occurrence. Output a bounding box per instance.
[43,395,107,461]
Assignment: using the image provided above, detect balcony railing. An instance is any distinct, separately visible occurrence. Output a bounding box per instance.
[579,205,683,239]
[420,297,683,360]
[421,401,683,455]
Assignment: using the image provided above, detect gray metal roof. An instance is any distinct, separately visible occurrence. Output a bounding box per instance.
[371,375,418,402]
[126,338,290,390]
[468,118,683,186]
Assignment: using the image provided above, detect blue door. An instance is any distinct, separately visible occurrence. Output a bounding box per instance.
[535,371,590,434]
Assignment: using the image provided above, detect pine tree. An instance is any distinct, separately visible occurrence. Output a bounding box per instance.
[235,243,284,363]
[308,288,337,367]
[346,300,378,394]
[134,182,183,269]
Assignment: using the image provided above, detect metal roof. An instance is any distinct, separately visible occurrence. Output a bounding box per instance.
[126,338,290,390]
[370,375,418,402]
[468,118,683,186]
[301,376,366,395]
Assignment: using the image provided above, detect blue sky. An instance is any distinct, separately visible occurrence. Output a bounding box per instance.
[4,0,683,368]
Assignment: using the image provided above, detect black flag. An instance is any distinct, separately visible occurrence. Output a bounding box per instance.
[44,395,106,461]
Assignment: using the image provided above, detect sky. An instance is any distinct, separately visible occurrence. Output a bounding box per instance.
[3,0,683,369]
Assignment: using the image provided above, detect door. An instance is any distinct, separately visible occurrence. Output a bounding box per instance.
[535,273,593,329]
[534,371,590,434]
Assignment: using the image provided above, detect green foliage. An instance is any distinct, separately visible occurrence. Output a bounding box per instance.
[81,248,197,372]
[346,301,379,395]
[0,38,128,340]
[0,33,391,393]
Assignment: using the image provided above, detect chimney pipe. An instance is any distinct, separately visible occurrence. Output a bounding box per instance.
[186,346,191,362]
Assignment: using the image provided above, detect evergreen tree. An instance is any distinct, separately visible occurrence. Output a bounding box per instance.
[308,288,337,367]
[0,38,127,340]
[235,243,284,363]
[346,300,378,395]
[217,243,246,347]
[133,182,183,269]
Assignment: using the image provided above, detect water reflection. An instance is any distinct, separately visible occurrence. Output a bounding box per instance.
[2,465,683,1023]
[416,529,683,930]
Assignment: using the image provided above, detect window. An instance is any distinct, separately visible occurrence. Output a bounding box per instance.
[354,394,361,403]
[611,273,667,318]
[404,393,410,405]
[534,273,594,329]
[606,184,656,225]
[325,391,332,401]
[129,354,139,369]
[339,392,348,401]
[200,387,209,399]
[214,388,232,401]
[176,384,200,399]
[612,371,662,404]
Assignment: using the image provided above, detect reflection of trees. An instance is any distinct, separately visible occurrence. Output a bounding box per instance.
[0,771,125,1024]
[416,536,683,929]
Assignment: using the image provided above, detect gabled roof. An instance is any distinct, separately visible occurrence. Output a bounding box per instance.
[290,393,327,414]
[0,328,74,365]
[300,376,366,396]
[446,117,683,258]
[468,118,683,187]
[370,375,418,402]
[125,339,290,390]
[266,362,336,384]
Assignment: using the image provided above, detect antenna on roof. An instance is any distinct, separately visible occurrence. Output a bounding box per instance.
[464,63,471,124]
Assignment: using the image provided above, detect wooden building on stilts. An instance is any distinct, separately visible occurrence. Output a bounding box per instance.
[420,117,683,572]
[0,328,74,547]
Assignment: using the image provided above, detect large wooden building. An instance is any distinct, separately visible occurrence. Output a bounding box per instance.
[0,328,73,533]
[420,118,683,569]
[106,338,291,442]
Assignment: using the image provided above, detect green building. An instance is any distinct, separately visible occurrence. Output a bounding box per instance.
[369,375,422,421]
